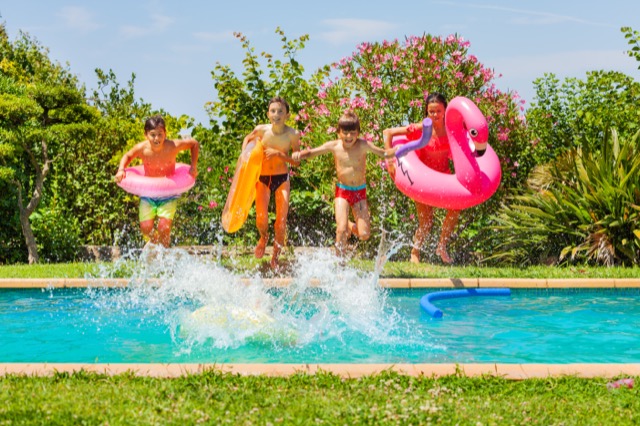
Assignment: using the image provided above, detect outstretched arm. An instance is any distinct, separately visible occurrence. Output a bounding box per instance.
[291,140,336,162]
[114,143,144,182]
[381,125,411,177]
[382,126,410,150]
[176,138,200,178]
[366,140,397,159]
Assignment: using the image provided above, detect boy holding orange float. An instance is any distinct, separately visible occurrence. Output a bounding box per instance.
[242,97,300,269]
[115,115,199,248]
[293,110,397,257]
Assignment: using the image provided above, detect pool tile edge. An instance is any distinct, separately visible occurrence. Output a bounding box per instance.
[2,278,638,289]
[2,363,639,379]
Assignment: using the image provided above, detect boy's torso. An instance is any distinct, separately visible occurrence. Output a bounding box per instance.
[333,139,368,187]
[141,140,179,177]
[260,126,294,175]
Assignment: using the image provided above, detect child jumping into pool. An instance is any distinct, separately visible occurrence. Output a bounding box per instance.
[114,115,199,248]
[383,92,458,264]
[292,110,397,257]
[242,96,301,269]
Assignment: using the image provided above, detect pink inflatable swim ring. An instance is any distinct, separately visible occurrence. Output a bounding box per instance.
[391,96,501,210]
[117,163,195,198]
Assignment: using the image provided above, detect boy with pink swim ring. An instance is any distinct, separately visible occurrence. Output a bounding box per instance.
[115,115,199,248]
[383,93,460,265]
[293,110,397,257]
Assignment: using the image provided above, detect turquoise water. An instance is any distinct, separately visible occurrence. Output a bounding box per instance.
[1,247,638,364]
[1,284,639,364]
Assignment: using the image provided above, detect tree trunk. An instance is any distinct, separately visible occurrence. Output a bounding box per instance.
[14,139,52,264]
[18,205,39,264]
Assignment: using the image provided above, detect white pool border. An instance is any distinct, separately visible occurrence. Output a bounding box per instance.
[2,277,639,379]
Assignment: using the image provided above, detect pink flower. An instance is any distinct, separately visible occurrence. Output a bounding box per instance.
[197,205,203,211]
[224,166,229,173]
[209,201,218,209]
[207,167,212,172]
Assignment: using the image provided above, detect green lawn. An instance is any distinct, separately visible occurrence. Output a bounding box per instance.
[2,258,640,279]
[0,371,637,425]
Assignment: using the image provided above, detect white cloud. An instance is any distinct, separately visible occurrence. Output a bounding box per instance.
[119,14,174,39]
[318,19,396,45]
[56,6,101,32]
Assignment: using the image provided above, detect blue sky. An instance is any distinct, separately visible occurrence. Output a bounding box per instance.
[2,1,638,126]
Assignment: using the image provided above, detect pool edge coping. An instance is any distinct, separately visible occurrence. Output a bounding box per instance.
[2,278,640,288]
[2,363,640,379]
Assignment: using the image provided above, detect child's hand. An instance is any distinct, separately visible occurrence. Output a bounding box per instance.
[385,158,396,179]
[264,148,282,160]
[114,169,125,183]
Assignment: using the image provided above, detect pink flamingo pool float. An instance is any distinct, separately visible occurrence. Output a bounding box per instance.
[391,96,501,210]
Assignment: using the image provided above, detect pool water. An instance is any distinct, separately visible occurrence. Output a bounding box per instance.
[2,282,639,364]
[2,247,638,364]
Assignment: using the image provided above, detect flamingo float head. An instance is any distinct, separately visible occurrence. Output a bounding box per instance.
[446,97,489,155]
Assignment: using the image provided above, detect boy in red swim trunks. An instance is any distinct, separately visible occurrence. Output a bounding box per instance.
[115,115,199,248]
[242,97,301,269]
[293,110,397,257]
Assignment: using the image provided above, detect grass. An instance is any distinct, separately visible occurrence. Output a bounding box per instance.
[0,371,637,425]
[2,257,640,279]
[2,255,639,424]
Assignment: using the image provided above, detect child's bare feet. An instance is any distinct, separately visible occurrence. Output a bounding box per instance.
[436,246,453,264]
[410,248,420,264]
[270,243,281,269]
[348,221,358,238]
[270,257,279,270]
[254,237,267,258]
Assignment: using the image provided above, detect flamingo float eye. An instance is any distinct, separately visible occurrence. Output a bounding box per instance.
[469,129,479,137]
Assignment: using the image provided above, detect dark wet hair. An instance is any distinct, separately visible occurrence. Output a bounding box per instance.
[424,92,448,116]
[337,110,360,132]
[268,96,290,113]
[144,115,166,133]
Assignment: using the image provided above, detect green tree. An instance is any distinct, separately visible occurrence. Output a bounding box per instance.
[526,70,640,164]
[0,25,97,263]
[622,26,640,69]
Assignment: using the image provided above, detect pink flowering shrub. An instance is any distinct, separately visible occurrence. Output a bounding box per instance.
[295,34,532,260]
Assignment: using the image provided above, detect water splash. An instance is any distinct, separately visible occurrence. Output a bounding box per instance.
[85,242,429,358]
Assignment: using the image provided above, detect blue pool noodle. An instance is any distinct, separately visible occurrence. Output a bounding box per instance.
[420,288,511,318]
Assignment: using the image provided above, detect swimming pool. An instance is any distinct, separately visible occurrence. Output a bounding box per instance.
[2,285,639,364]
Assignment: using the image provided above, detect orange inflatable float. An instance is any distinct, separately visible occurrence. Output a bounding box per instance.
[221,139,264,233]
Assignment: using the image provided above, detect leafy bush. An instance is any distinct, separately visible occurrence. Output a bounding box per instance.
[526,70,640,164]
[486,129,640,266]
[30,206,82,262]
